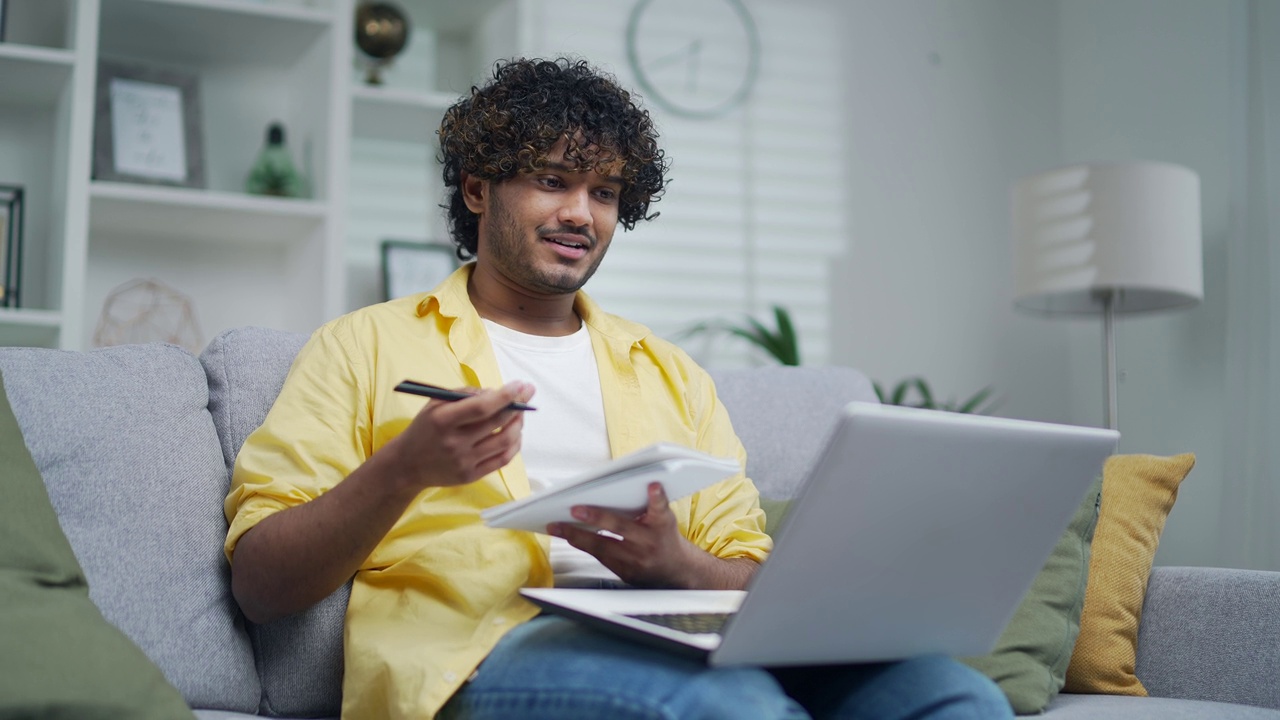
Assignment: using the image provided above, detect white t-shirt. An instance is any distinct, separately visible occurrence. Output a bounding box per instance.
[482,319,621,587]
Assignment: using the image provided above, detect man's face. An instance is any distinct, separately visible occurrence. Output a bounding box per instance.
[471,140,624,296]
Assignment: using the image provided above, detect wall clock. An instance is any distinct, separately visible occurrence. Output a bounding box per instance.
[625,0,761,119]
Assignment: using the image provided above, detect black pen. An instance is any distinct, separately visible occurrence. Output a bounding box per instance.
[394,380,537,411]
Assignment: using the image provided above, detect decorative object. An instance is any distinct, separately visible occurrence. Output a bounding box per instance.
[92,278,202,353]
[872,377,998,415]
[0,184,23,308]
[245,122,308,198]
[93,60,205,188]
[626,0,760,119]
[380,240,457,301]
[1064,453,1196,696]
[354,2,409,86]
[1012,161,1203,430]
[680,305,799,365]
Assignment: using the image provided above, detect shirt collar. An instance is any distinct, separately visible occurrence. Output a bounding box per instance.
[415,263,652,348]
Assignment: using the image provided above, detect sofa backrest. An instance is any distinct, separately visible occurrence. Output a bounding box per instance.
[199,325,879,717]
[201,327,339,718]
[709,364,878,499]
[0,343,261,715]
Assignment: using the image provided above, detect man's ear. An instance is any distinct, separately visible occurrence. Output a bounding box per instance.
[461,172,487,214]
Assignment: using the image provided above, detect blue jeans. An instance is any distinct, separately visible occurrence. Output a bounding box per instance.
[439,616,1012,720]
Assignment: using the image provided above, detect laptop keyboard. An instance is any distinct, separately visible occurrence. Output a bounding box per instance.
[625,612,731,636]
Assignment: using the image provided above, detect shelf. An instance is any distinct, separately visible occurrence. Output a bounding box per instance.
[351,84,457,144]
[0,44,76,108]
[0,308,63,348]
[89,182,328,245]
[404,0,507,33]
[98,0,333,66]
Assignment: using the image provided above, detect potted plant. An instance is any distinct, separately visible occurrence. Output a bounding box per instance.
[872,376,998,415]
[679,305,800,366]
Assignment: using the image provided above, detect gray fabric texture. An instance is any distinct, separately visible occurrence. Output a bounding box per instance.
[708,365,878,499]
[1135,566,1280,710]
[0,344,260,713]
[1044,693,1280,719]
[201,327,347,718]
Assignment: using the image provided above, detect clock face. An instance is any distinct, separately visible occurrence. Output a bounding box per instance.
[626,0,760,119]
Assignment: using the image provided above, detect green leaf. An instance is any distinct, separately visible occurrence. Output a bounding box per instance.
[890,380,910,406]
[772,306,800,366]
[912,377,935,408]
[956,387,997,415]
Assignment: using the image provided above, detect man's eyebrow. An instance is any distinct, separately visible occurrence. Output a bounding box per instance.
[542,161,625,186]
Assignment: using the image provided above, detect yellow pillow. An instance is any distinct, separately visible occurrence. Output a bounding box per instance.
[1064,452,1195,695]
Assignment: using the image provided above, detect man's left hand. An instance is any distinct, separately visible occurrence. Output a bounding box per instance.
[548,482,754,590]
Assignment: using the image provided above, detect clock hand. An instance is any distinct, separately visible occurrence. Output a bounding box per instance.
[687,39,702,93]
[646,39,699,72]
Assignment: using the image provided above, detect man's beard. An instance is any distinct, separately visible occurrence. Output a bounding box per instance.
[484,191,607,295]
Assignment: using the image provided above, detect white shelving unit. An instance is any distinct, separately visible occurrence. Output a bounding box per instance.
[0,0,520,350]
[344,0,517,311]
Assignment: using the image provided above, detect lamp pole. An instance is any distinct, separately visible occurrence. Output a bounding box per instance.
[1101,289,1119,431]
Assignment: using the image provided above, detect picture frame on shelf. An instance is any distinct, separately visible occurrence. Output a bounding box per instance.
[93,60,206,188]
[0,184,25,308]
[381,240,458,301]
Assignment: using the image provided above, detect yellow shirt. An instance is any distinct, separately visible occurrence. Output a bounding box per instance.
[224,265,773,719]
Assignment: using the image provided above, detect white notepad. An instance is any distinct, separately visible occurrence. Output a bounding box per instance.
[482,443,740,534]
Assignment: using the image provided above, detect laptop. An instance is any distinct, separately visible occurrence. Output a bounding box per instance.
[521,401,1118,667]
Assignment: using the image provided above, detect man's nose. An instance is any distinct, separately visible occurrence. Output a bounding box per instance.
[557,187,592,228]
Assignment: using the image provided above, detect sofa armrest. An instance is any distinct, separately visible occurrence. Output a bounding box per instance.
[1135,566,1280,710]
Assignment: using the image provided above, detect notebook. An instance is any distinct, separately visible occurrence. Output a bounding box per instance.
[521,401,1119,667]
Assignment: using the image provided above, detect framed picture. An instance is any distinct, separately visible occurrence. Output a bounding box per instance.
[0,184,25,308]
[381,240,459,301]
[93,60,205,188]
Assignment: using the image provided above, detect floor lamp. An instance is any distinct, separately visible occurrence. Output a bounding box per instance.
[1011,161,1204,430]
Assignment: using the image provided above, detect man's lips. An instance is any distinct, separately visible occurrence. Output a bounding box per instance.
[542,232,592,260]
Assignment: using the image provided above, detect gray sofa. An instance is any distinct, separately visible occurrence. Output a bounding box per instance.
[2,325,1278,719]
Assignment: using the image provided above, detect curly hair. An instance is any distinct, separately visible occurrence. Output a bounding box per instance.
[437,57,670,259]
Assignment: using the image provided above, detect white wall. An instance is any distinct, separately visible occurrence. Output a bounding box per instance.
[1057,0,1241,567]
[830,0,1072,423]
[830,0,1255,569]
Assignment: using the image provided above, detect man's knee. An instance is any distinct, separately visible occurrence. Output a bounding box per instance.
[884,655,1011,718]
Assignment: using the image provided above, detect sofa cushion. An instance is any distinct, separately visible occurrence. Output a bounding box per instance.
[0,370,195,719]
[1136,566,1280,710]
[1065,453,1195,696]
[1044,693,1280,719]
[0,344,260,713]
[708,365,878,500]
[202,327,347,718]
[961,476,1101,713]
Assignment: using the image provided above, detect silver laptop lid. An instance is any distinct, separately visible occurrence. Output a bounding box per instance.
[712,401,1117,666]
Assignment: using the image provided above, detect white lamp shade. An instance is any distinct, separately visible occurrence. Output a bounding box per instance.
[1012,161,1204,315]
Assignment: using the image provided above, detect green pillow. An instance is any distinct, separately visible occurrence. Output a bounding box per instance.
[0,371,195,720]
[962,476,1103,714]
[758,496,793,537]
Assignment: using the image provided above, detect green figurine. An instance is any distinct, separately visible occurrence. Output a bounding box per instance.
[246,122,308,198]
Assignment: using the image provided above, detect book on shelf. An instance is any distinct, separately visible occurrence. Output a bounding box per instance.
[481,442,741,534]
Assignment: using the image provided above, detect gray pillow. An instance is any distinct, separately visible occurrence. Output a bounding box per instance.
[0,344,260,713]
[0,369,195,719]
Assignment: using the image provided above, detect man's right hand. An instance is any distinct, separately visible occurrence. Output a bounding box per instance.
[230,380,534,624]
[384,381,536,493]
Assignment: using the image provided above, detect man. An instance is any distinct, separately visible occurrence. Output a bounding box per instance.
[225,57,1012,719]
